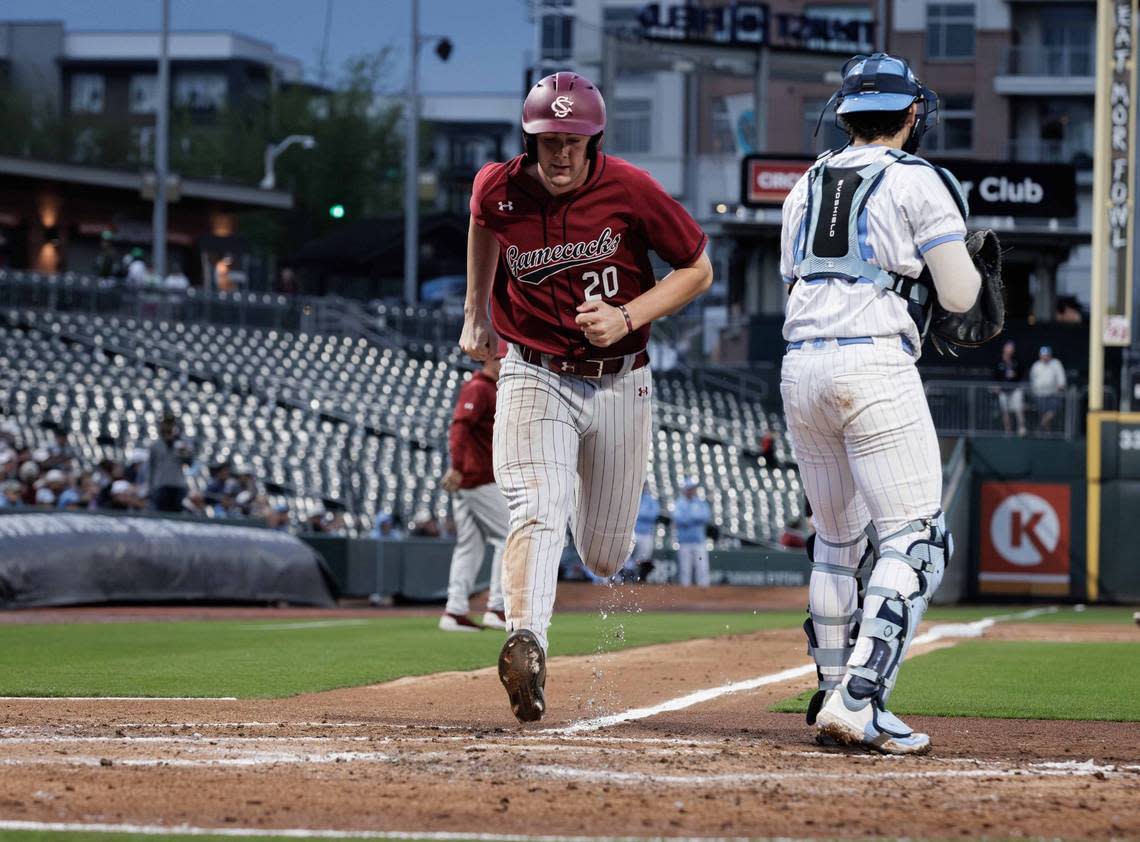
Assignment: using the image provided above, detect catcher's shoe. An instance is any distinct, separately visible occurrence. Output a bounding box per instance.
[815,685,930,755]
[498,629,546,723]
[438,612,483,633]
[482,609,508,630]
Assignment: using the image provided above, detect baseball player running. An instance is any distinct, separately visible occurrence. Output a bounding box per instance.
[439,346,509,632]
[780,53,981,754]
[461,71,712,722]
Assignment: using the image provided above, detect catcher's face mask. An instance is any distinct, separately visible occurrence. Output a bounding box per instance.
[815,52,940,153]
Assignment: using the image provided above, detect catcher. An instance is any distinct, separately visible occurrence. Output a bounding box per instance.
[780,51,1003,754]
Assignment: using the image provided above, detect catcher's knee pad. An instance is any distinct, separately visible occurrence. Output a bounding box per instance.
[803,531,873,699]
[846,512,951,704]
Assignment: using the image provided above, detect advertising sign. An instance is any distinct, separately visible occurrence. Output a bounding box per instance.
[979,482,1071,595]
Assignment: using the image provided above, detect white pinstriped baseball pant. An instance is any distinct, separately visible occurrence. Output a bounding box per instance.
[444,482,508,616]
[493,346,653,651]
[780,340,942,686]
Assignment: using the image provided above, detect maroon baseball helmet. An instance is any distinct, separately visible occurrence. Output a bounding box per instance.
[521,72,606,157]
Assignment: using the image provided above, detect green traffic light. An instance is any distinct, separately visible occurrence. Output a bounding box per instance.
[329,204,345,219]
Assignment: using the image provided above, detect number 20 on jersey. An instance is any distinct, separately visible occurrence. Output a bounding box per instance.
[583,266,618,301]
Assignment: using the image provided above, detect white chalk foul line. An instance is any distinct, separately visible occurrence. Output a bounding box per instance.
[526,758,1140,786]
[550,607,1059,735]
[0,822,736,842]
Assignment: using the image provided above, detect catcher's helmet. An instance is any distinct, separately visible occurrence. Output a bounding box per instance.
[818,52,939,153]
[522,71,606,160]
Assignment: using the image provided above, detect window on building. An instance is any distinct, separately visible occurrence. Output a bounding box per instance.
[925,95,973,153]
[802,98,848,155]
[129,74,159,114]
[70,74,105,114]
[174,72,228,111]
[1041,7,1095,76]
[926,3,975,59]
[541,13,574,59]
[611,98,651,154]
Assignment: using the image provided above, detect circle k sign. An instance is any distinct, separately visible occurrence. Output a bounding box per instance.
[980,482,1070,590]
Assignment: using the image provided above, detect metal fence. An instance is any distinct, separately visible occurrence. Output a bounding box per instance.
[924,380,1080,439]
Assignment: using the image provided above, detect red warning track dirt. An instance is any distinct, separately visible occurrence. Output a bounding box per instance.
[1,588,1138,840]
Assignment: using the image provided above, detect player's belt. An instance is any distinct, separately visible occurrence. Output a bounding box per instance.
[516,346,649,378]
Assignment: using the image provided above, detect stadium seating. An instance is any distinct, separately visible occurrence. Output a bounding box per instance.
[0,297,801,548]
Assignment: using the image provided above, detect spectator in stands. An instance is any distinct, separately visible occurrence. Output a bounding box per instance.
[164,262,190,292]
[994,340,1028,437]
[759,432,777,466]
[35,486,55,507]
[126,248,150,286]
[203,461,231,504]
[0,479,23,508]
[94,231,118,279]
[410,510,442,538]
[624,482,659,582]
[107,479,145,511]
[779,515,809,549]
[266,503,290,531]
[18,461,40,505]
[1029,345,1067,432]
[1056,296,1083,323]
[124,447,149,485]
[148,412,190,513]
[215,255,235,292]
[42,469,68,501]
[45,428,76,470]
[371,511,404,540]
[672,477,712,587]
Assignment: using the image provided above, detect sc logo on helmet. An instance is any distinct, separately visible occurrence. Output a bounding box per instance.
[551,96,574,118]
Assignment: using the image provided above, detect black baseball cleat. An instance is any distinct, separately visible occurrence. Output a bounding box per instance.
[498,629,546,723]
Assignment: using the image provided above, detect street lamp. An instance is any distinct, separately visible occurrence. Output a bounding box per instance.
[260,134,317,190]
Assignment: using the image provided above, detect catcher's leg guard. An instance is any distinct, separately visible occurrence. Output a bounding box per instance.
[815,512,950,754]
[802,531,872,724]
[846,511,950,704]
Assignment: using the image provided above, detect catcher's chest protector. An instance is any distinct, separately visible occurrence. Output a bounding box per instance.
[792,148,970,337]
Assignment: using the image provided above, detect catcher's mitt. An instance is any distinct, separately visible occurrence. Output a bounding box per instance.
[928,229,1004,357]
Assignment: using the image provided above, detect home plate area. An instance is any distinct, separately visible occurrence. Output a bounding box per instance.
[1,618,1138,841]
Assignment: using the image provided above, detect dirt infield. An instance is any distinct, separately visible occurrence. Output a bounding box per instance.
[1,592,1138,839]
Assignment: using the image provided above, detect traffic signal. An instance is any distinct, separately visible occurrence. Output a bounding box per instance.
[328,203,345,219]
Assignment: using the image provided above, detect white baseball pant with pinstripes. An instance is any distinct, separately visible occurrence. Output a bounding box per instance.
[780,339,942,687]
[444,482,508,616]
[493,345,653,652]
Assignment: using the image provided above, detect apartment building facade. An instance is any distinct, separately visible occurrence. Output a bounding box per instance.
[528,0,1094,332]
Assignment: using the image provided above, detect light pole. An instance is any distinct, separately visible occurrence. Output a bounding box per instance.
[260,134,317,190]
[404,0,453,305]
[152,0,171,279]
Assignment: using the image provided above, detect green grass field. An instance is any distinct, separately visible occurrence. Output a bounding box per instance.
[0,838,449,842]
[0,609,802,698]
[2,604,1135,720]
[772,637,1140,722]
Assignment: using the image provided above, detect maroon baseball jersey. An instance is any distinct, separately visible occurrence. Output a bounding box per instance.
[448,371,497,489]
[470,153,707,358]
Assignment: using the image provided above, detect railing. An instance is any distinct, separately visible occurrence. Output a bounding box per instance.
[924,379,1080,439]
[1002,45,1094,78]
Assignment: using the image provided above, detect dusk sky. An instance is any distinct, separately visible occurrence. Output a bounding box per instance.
[1,0,537,93]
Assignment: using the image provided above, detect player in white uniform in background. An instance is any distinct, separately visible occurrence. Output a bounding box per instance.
[779,53,981,754]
